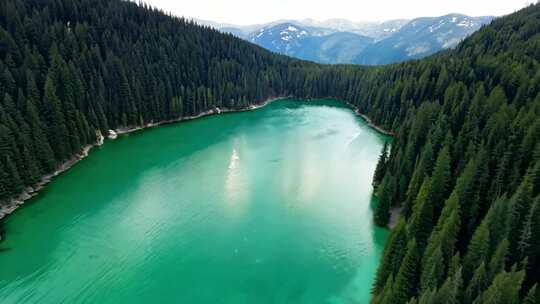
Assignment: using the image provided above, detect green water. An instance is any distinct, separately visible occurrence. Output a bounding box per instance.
[0,99,389,303]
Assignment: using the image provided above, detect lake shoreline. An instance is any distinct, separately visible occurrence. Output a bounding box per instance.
[345,102,394,136]
[114,97,285,136]
[0,97,394,238]
[0,98,388,302]
[0,144,97,226]
[0,97,285,228]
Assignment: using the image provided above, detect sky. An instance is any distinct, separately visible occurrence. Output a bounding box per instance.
[140,0,533,25]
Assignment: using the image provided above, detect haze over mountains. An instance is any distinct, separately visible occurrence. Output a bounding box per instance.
[196,15,494,65]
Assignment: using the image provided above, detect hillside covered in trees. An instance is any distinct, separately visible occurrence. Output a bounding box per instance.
[0,0,539,303]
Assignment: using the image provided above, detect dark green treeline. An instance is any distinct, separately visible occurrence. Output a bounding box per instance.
[367,6,540,303]
[0,0,539,302]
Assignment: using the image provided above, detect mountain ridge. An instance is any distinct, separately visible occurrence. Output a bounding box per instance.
[197,14,494,65]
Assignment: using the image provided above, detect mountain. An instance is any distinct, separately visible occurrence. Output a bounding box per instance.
[205,15,493,65]
[296,18,409,40]
[361,19,411,40]
[193,18,273,38]
[194,17,408,40]
[355,14,495,65]
[248,22,314,55]
[247,22,372,63]
[301,32,373,63]
[0,0,539,302]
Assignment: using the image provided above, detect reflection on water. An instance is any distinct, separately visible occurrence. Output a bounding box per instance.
[0,99,390,304]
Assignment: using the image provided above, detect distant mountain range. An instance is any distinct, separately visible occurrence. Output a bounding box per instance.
[247,23,374,64]
[195,15,494,65]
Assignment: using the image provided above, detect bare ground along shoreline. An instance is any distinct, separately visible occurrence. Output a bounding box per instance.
[345,102,394,136]
[0,97,284,224]
[0,97,395,233]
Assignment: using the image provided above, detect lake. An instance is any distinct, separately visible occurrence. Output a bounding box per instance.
[0,99,389,303]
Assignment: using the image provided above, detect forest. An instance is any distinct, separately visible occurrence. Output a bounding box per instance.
[0,0,539,302]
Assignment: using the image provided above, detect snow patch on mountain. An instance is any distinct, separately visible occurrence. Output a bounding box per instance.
[215,14,494,65]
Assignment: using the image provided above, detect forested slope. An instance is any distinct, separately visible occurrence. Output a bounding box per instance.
[356,4,540,303]
[0,0,324,202]
[0,0,539,302]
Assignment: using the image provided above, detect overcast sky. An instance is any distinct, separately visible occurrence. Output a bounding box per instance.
[140,0,533,25]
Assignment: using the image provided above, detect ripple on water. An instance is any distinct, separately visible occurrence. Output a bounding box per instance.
[0,99,389,304]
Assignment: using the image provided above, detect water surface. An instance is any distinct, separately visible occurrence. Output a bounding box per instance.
[0,99,389,303]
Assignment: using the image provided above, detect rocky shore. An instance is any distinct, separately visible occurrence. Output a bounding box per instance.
[0,143,99,223]
[345,102,394,136]
[0,97,284,223]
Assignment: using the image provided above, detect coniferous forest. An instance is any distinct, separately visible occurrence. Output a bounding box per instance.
[0,0,539,302]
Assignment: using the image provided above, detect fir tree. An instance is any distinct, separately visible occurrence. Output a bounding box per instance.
[477,267,525,304]
[375,174,395,227]
[390,239,421,303]
[373,142,390,187]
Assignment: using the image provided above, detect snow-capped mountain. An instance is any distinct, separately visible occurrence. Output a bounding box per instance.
[248,23,312,55]
[296,18,409,40]
[355,14,494,65]
[195,14,494,65]
[247,23,373,63]
[194,18,408,40]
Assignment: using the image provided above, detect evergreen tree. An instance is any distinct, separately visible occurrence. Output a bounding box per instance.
[429,146,451,218]
[507,177,533,265]
[465,262,488,304]
[432,268,462,304]
[476,267,525,304]
[375,174,395,227]
[487,239,510,283]
[390,239,421,303]
[42,72,70,161]
[524,284,539,304]
[373,219,408,294]
[463,220,490,281]
[408,177,434,247]
[519,196,540,289]
[374,142,390,187]
[420,245,444,291]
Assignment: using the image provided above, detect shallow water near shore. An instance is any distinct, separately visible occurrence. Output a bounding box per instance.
[0,99,389,303]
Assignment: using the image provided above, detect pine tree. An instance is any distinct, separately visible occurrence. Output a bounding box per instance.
[477,267,525,304]
[403,153,427,218]
[429,146,451,218]
[408,177,433,247]
[519,195,540,289]
[465,262,488,304]
[524,284,539,304]
[0,162,11,200]
[415,289,437,304]
[420,245,444,291]
[463,220,490,281]
[507,177,533,265]
[487,239,509,283]
[21,145,40,185]
[432,268,462,304]
[485,196,511,252]
[4,155,23,195]
[377,274,395,304]
[373,142,390,187]
[43,72,70,161]
[373,219,408,294]
[424,192,461,267]
[390,239,421,303]
[375,173,395,227]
